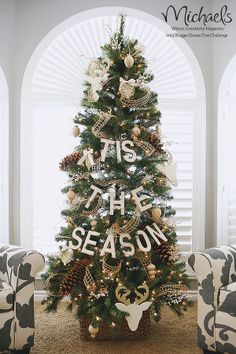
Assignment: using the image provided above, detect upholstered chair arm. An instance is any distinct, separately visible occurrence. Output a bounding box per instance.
[188,245,236,352]
[0,244,45,350]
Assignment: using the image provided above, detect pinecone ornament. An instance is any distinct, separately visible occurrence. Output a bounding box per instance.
[59,152,81,171]
[60,259,90,295]
[153,242,179,265]
[148,132,164,154]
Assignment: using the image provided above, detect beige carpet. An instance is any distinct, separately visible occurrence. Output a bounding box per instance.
[31,303,202,354]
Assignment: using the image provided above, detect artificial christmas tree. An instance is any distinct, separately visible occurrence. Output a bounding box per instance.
[42,15,189,340]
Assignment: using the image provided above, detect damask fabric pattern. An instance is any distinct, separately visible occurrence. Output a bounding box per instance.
[0,279,13,310]
[188,245,236,354]
[0,244,45,351]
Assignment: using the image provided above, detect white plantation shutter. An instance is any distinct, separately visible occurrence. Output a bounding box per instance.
[0,69,9,244]
[21,14,205,256]
[161,107,194,255]
[0,100,4,241]
[219,75,236,245]
[226,102,236,244]
[31,104,78,253]
[30,16,196,102]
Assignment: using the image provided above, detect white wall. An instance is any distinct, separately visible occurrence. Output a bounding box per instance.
[0,0,14,86]
[0,0,14,243]
[2,0,235,248]
[212,0,236,246]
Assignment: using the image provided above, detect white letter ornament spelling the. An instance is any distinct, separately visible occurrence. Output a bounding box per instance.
[110,190,125,215]
[85,185,103,209]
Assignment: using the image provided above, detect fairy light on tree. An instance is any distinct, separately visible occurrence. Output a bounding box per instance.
[42,15,189,340]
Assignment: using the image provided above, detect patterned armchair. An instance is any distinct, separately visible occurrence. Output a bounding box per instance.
[0,244,45,354]
[188,245,236,354]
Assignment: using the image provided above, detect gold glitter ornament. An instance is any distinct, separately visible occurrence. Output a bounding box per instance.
[151,207,162,222]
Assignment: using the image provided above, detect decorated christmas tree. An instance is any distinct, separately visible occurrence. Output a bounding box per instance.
[42,15,189,339]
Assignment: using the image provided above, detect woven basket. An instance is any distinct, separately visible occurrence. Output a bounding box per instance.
[79,310,150,341]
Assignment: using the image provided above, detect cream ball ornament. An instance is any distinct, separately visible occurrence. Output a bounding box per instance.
[132,126,141,137]
[67,189,76,203]
[90,220,97,227]
[152,207,162,222]
[72,125,80,137]
[90,220,97,230]
[147,263,157,279]
[88,324,99,339]
[124,54,134,68]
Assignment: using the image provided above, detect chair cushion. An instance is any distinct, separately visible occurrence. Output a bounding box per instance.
[216,282,236,353]
[218,282,236,315]
[0,279,14,311]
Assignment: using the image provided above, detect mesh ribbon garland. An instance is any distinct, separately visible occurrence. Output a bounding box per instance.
[134,139,155,157]
[94,178,126,187]
[137,252,151,272]
[71,172,90,183]
[120,90,151,108]
[83,267,96,293]
[78,195,104,216]
[156,284,187,298]
[102,256,121,276]
[92,110,114,138]
[111,209,140,235]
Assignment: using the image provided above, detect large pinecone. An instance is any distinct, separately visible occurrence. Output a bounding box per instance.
[60,259,90,295]
[59,152,81,171]
[153,242,179,265]
[148,132,164,154]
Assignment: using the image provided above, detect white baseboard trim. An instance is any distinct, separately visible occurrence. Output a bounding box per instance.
[187,290,197,301]
[35,290,46,301]
[35,290,198,302]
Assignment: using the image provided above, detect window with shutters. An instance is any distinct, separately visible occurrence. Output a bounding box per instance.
[218,55,236,246]
[0,67,9,244]
[20,10,206,259]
